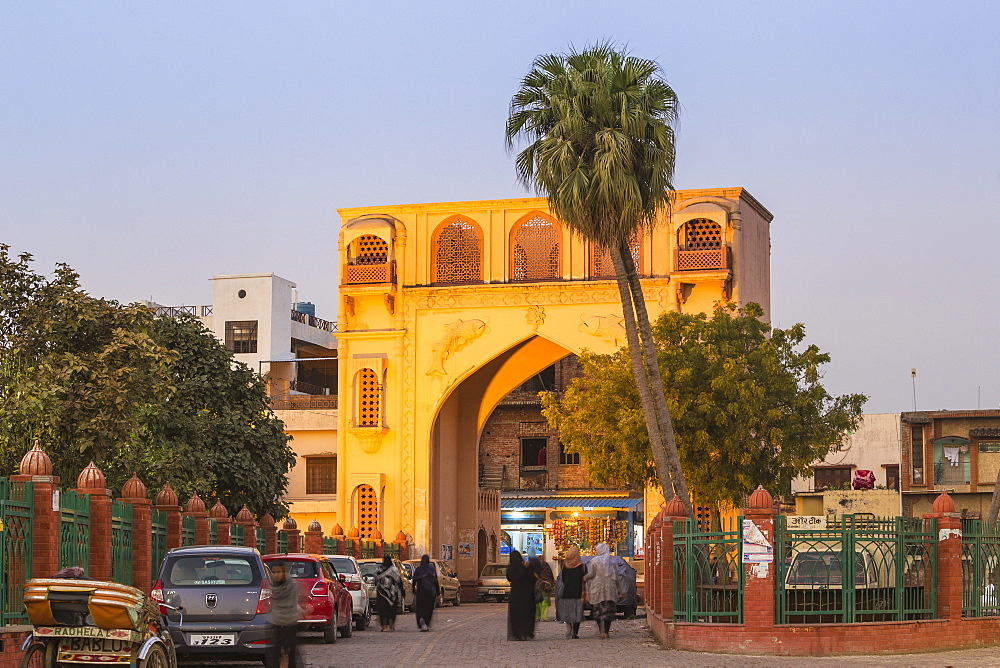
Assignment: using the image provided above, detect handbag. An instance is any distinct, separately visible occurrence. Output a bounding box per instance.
[534,581,544,603]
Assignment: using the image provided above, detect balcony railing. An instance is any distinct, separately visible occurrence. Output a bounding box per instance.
[151,305,213,317]
[270,394,339,410]
[675,246,730,272]
[290,310,337,332]
[934,461,971,485]
[287,379,332,395]
[343,261,395,285]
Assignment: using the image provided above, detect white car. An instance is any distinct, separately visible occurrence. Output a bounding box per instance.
[324,555,371,630]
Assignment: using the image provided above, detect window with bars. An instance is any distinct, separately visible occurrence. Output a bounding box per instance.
[348,234,389,265]
[225,321,258,354]
[591,234,642,279]
[512,215,561,281]
[356,368,381,427]
[813,467,852,490]
[979,442,1000,453]
[306,456,337,495]
[885,465,900,491]
[911,425,925,483]
[433,218,483,284]
[559,442,580,465]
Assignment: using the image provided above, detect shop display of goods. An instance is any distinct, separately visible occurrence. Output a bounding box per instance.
[547,517,627,556]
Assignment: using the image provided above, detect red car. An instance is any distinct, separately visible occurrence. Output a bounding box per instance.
[263,554,353,642]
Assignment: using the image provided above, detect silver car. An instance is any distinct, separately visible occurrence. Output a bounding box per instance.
[402,558,461,607]
[476,562,511,602]
[324,555,371,630]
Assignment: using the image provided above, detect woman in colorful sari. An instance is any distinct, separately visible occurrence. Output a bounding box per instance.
[584,543,619,639]
[374,555,404,632]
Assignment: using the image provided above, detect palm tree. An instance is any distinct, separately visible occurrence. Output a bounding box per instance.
[506,43,692,513]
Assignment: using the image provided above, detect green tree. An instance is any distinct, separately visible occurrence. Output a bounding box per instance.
[507,43,692,511]
[541,303,867,507]
[0,245,295,517]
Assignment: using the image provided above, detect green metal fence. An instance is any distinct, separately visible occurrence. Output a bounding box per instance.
[59,490,91,571]
[110,500,133,585]
[151,508,168,582]
[208,518,218,545]
[361,540,377,559]
[384,542,400,559]
[232,523,245,547]
[323,537,336,554]
[775,515,937,624]
[277,530,289,554]
[181,515,196,546]
[256,527,267,554]
[0,478,34,625]
[672,516,743,623]
[961,519,1000,617]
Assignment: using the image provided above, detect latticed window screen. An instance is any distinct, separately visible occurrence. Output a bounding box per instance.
[512,215,561,281]
[682,219,723,249]
[306,456,336,495]
[433,218,482,284]
[349,235,389,265]
[591,234,642,278]
[356,368,381,426]
[356,484,379,539]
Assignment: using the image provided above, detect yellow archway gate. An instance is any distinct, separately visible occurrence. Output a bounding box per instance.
[335,190,772,583]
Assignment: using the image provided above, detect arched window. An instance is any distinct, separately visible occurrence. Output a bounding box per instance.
[591,233,642,279]
[354,484,379,539]
[511,214,561,282]
[356,368,382,427]
[432,217,483,284]
[676,219,727,271]
[344,234,392,283]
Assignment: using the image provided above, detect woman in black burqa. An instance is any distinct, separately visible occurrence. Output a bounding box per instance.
[506,549,537,641]
[411,554,439,631]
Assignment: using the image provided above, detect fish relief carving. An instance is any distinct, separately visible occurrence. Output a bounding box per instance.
[426,319,488,375]
[579,314,627,347]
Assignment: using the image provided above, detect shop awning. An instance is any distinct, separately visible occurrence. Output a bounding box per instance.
[501,497,643,509]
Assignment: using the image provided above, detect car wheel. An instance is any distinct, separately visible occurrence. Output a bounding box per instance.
[21,643,52,668]
[356,608,370,631]
[436,592,443,608]
[452,587,461,606]
[340,616,353,638]
[139,644,170,668]
[323,618,337,643]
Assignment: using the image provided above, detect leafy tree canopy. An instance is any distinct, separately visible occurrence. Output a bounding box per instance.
[541,303,867,507]
[0,245,295,517]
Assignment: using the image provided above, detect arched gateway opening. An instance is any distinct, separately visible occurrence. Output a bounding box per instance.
[429,334,571,582]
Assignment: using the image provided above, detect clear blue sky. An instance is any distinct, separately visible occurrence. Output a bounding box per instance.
[2,1,998,414]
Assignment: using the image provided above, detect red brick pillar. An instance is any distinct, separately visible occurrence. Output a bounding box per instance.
[210,501,231,546]
[236,505,257,549]
[12,442,61,578]
[656,496,689,619]
[742,486,777,628]
[260,513,277,555]
[373,529,384,558]
[154,483,182,550]
[121,474,152,594]
[347,528,362,558]
[184,494,209,546]
[78,462,112,581]
[396,531,410,562]
[283,518,301,553]
[925,492,963,621]
[304,520,324,554]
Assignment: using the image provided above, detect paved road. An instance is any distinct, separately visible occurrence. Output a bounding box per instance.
[291,603,1000,667]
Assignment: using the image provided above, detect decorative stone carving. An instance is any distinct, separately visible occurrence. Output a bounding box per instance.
[121,473,147,500]
[578,314,627,346]
[282,517,298,531]
[308,519,322,532]
[426,319,488,375]
[155,482,178,507]
[349,426,389,454]
[185,493,206,514]
[209,500,229,519]
[19,440,53,477]
[525,305,545,331]
[77,462,106,490]
[236,505,254,522]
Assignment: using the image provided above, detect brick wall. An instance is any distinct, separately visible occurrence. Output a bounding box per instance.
[0,626,30,668]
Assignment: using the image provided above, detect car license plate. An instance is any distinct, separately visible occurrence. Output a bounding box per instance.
[189,633,236,646]
[488,588,505,594]
[58,637,132,661]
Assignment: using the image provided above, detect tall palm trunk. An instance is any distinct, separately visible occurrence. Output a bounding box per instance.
[609,242,675,504]
[620,238,693,516]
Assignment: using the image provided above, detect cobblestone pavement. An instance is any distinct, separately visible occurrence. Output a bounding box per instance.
[293,603,1000,667]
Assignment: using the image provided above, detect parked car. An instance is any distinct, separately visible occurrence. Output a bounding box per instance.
[358,557,415,611]
[580,554,639,618]
[152,545,271,660]
[324,554,372,630]
[261,553,353,642]
[402,558,461,606]
[476,562,511,602]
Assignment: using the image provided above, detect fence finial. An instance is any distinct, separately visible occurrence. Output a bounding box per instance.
[664,495,688,517]
[209,500,229,519]
[77,461,106,489]
[236,505,254,522]
[20,440,53,476]
[185,493,206,513]
[932,491,956,514]
[307,519,322,532]
[747,485,773,510]
[122,473,147,500]
[155,482,178,506]
[282,517,298,531]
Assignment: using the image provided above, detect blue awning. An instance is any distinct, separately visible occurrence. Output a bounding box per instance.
[501,497,643,509]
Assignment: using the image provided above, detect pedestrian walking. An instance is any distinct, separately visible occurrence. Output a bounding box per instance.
[555,545,586,639]
[506,549,537,641]
[266,561,303,668]
[584,543,619,639]
[375,555,404,631]
[412,554,439,631]
[530,556,554,621]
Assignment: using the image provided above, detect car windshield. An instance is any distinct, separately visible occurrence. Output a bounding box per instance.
[327,557,358,575]
[359,562,380,577]
[273,560,318,579]
[481,565,507,577]
[166,555,255,586]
